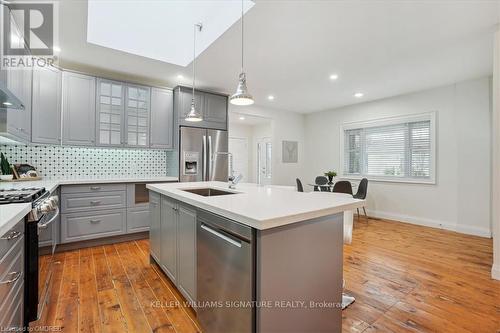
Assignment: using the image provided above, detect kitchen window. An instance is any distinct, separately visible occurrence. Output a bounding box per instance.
[341,113,436,184]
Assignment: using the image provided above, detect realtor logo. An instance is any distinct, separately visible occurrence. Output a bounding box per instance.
[1,1,58,69]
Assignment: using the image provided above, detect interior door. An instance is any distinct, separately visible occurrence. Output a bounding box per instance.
[208,129,229,182]
[257,138,272,185]
[180,126,206,182]
[229,137,249,182]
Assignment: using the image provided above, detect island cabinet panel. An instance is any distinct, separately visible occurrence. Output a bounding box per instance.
[149,192,161,262]
[177,205,197,304]
[151,194,197,304]
[160,196,177,282]
[256,213,344,333]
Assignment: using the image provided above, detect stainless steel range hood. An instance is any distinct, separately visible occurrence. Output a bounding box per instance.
[0,80,25,111]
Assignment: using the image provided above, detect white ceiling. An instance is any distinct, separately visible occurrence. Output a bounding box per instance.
[58,0,500,114]
[228,112,272,126]
[87,0,254,66]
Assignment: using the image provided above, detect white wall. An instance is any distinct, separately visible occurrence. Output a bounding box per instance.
[304,77,492,237]
[228,123,254,182]
[228,105,306,186]
[491,30,500,280]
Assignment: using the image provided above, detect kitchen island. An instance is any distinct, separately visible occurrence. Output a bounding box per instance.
[147,181,365,333]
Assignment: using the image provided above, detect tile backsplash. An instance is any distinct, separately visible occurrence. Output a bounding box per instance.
[0,145,178,179]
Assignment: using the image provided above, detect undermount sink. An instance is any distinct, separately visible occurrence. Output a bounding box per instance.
[181,188,238,197]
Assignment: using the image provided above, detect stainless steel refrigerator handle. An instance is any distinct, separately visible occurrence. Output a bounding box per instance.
[208,135,213,180]
[201,224,242,248]
[202,135,207,181]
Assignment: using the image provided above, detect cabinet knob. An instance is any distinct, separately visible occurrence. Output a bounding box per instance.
[90,219,101,224]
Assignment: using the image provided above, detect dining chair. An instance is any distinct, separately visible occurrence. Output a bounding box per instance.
[314,176,330,192]
[353,178,368,220]
[296,178,304,192]
[332,181,353,195]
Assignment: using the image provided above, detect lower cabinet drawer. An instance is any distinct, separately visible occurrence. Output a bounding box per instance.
[61,191,126,213]
[0,238,24,304]
[0,277,23,330]
[127,207,150,233]
[61,210,126,243]
[0,220,24,262]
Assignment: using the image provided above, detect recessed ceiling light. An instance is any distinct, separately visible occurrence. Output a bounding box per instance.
[267,95,275,101]
[239,116,245,120]
[177,74,184,79]
[2,102,13,106]
[354,92,364,98]
[53,46,61,53]
[329,74,339,80]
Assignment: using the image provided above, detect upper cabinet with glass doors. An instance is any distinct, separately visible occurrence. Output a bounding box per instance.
[125,84,150,147]
[96,79,125,147]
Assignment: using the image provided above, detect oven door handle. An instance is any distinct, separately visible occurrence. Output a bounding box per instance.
[38,207,59,230]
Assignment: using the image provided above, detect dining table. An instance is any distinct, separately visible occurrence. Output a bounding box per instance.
[307,180,358,191]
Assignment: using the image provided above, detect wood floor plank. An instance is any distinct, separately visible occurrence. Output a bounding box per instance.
[54,250,80,332]
[79,251,101,333]
[114,242,175,332]
[97,289,129,333]
[103,244,152,333]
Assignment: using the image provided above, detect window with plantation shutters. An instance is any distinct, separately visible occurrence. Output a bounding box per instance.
[342,113,435,183]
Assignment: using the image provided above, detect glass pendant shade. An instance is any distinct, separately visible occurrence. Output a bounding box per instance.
[230,72,254,106]
[185,98,203,122]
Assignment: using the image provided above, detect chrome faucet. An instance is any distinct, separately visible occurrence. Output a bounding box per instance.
[212,152,243,189]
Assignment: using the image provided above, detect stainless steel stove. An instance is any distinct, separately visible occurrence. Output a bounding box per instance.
[0,187,48,205]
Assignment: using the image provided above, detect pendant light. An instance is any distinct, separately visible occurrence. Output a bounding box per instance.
[230,0,254,106]
[185,23,203,122]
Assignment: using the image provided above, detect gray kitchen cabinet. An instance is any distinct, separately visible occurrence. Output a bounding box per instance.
[149,192,161,262]
[175,86,227,130]
[150,87,173,149]
[6,67,32,142]
[151,194,197,303]
[62,71,96,146]
[204,93,227,124]
[60,209,126,243]
[127,207,149,233]
[96,78,125,147]
[0,220,24,331]
[160,196,177,282]
[125,84,150,147]
[177,205,197,303]
[31,67,62,144]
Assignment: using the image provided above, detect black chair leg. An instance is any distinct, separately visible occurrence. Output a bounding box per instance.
[363,207,368,221]
[356,208,360,220]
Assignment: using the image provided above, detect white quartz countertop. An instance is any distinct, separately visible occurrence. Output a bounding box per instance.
[0,176,179,233]
[147,181,365,230]
[0,203,31,236]
[0,176,179,193]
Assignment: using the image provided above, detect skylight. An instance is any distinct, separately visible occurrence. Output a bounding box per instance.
[87,0,254,67]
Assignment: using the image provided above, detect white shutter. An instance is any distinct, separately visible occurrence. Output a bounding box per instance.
[343,116,433,182]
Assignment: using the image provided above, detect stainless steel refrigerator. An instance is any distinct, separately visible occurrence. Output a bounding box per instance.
[179,126,229,182]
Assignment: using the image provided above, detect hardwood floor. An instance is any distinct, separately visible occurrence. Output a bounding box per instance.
[31,218,500,333]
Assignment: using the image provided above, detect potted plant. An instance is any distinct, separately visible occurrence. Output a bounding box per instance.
[324,170,337,185]
[0,153,13,181]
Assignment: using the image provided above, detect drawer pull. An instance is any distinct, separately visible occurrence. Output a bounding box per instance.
[90,219,101,224]
[90,200,101,206]
[0,231,22,241]
[0,271,22,285]
[90,186,101,190]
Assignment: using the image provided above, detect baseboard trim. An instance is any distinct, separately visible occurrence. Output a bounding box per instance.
[365,209,491,238]
[56,231,149,252]
[492,264,500,280]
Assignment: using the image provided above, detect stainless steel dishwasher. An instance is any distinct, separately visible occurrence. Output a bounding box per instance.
[197,210,255,333]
